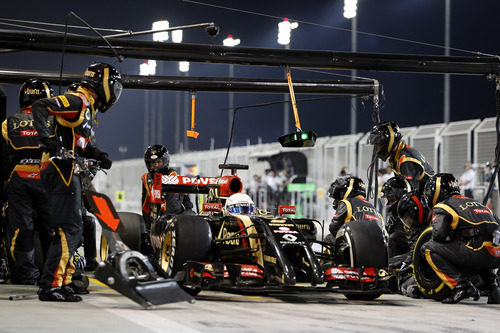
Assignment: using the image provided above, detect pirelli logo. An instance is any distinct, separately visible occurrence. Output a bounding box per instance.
[58,96,70,107]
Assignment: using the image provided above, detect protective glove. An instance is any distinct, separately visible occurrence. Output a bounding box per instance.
[96,150,112,169]
[40,138,60,156]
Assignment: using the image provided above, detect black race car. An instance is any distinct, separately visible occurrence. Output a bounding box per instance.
[102,164,391,300]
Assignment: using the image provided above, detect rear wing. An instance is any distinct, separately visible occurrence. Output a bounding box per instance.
[151,174,243,203]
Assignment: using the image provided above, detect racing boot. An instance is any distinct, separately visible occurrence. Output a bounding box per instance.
[487,282,500,304]
[38,287,82,302]
[62,282,90,295]
[442,281,480,304]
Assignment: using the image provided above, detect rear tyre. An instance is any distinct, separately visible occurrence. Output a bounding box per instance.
[160,215,211,278]
[412,227,452,301]
[99,212,145,261]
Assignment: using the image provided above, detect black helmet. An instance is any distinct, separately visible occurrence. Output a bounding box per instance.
[81,63,122,112]
[397,191,430,230]
[423,173,460,207]
[66,82,81,93]
[18,79,54,108]
[328,176,366,208]
[367,121,402,161]
[381,175,412,215]
[144,145,170,173]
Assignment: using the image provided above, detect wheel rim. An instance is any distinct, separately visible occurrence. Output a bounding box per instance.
[100,235,109,261]
[160,230,173,273]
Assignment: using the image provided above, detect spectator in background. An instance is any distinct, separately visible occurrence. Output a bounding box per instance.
[459,161,475,198]
[340,166,350,176]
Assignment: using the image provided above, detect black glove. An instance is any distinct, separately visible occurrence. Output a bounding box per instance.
[96,150,112,169]
[40,138,60,156]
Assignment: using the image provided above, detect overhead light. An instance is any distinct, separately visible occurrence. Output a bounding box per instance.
[179,61,190,72]
[277,18,298,46]
[152,20,170,41]
[172,29,183,43]
[343,0,358,19]
[223,34,240,47]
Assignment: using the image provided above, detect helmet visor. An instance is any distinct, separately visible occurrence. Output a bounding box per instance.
[228,204,254,214]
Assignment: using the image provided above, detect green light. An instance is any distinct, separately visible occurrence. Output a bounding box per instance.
[301,132,308,140]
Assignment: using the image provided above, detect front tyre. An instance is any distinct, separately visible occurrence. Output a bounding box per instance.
[160,215,211,277]
[412,227,451,301]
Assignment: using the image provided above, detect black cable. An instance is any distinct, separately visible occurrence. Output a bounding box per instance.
[58,13,70,95]
[68,12,123,63]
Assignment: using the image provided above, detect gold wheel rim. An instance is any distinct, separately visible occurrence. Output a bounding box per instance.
[160,231,173,272]
[100,235,109,261]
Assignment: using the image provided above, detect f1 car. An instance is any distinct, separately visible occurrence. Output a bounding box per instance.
[102,164,391,300]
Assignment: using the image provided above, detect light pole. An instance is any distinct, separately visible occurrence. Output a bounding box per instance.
[344,0,358,133]
[223,34,241,142]
[278,18,298,135]
[139,60,156,148]
[179,61,190,152]
[172,29,183,153]
[152,20,170,145]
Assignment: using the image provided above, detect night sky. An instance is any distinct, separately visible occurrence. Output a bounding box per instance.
[0,0,499,160]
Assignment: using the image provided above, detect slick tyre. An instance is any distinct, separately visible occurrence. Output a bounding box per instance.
[159,215,211,278]
[99,212,146,261]
[412,227,452,301]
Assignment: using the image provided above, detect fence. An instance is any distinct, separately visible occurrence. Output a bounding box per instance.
[97,116,498,226]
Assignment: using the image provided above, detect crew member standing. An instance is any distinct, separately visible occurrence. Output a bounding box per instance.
[2,79,54,285]
[33,63,122,302]
[368,121,435,193]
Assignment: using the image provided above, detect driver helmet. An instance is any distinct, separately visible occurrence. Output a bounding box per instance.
[367,121,402,161]
[81,63,122,113]
[423,173,460,207]
[224,193,255,215]
[144,145,170,173]
[397,191,430,231]
[381,175,412,215]
[328,175,366,209]
[18,78,54,108]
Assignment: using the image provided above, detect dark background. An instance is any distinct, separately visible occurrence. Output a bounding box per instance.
[0,0,499,160]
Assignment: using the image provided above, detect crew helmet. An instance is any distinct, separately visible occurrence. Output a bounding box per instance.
[66,82,81,93]
[224,193,255,215]
[423,173,460,207]
[381,175,412,215]
[367,121,402,161]
[81,63,122,112]
[144,145,170,173]
[397,191,430,230]
[18,79,54,108]
[328,176,366,208]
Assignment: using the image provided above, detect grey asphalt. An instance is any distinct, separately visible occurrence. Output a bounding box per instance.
[0,279,498,332]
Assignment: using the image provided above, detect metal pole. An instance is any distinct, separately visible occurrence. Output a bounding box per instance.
[228,64,234,142]
[183,71,189,152]
[144,89,149,148]
[0,86,6,205]
[350,16,358,134]
[158,62,163,144]
[444,0,451,123]
[175,69,181,153]
[284,44,290,134]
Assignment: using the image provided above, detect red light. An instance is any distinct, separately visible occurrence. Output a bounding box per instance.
[283,18,289,21]
[227,34,233,38]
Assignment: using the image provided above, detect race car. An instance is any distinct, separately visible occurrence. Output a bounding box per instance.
[103,164,391,300]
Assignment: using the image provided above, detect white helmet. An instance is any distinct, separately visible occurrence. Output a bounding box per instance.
[225,193,255,215]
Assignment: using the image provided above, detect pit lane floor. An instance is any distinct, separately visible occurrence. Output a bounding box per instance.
[0,279,498,332]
